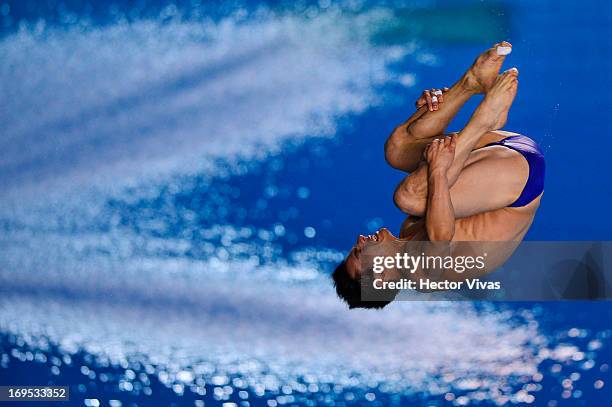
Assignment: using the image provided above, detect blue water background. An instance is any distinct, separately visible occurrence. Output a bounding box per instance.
[0,1,611,406]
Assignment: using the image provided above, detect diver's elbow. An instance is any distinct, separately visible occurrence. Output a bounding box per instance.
[393,186,426,217]
[427,225,455,242]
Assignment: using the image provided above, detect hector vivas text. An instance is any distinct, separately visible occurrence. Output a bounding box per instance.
[371,252,501,291]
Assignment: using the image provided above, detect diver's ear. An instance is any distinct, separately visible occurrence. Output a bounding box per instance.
[346,258,362,280]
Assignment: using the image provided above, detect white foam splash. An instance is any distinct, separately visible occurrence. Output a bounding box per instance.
[0,8,405,197]
[0,272,550,403]
[0,209,569,404]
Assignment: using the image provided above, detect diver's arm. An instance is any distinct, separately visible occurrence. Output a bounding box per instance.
[425,170,455,242]
[404,168,455,288]
[421,136,456,241]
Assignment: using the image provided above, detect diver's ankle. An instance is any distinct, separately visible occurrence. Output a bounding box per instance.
[458,74,481,95]
[470,117,493,133]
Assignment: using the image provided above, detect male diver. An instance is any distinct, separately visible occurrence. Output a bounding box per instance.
[333,42,545,308]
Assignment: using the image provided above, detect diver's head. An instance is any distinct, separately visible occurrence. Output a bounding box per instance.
[342,227,397,280]
[331,228,397,309]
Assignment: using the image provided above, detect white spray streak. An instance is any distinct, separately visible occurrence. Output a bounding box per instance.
[0,8,582,404]
[0,10,403,196]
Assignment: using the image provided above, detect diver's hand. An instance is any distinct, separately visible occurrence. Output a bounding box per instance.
[415,87,449,111]
[425,135,456,174]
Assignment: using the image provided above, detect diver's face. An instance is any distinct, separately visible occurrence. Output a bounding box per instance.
[344,228,396,280]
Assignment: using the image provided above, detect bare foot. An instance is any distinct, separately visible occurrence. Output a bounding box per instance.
[462,41,512,93]
[471,68,519,130]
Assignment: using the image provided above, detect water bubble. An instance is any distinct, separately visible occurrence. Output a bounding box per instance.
[273,224,285,236]
[297,187,310,199]
[587,340,602,351]
[456,395,470,405]
[214,387,224,399]
[581,360,595,370]
[119,381,133,392]
[264,186,278,198]
[304,227,316,238]
[177,370,195,383]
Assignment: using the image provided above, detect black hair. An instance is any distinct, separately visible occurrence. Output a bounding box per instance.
[331,260,392,309]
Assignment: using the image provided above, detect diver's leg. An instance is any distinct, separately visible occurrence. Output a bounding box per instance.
[385,42,512,172]
[394,68,523,218]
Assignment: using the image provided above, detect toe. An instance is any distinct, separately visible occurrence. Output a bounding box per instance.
[502,74,518,92]
[499,70,518,87]
[492,41,512,57]
[496,47,512,57]
[503,67,519,77]
[495,41,512,48]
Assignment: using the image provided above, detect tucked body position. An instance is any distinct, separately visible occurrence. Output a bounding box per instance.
[333,42,545,308]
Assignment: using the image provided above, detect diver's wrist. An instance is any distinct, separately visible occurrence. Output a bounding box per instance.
[428,168,448,180]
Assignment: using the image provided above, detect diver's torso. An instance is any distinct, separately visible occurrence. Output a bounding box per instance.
[399,194,541,242]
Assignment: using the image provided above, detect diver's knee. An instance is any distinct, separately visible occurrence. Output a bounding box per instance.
[393,185,425,216]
